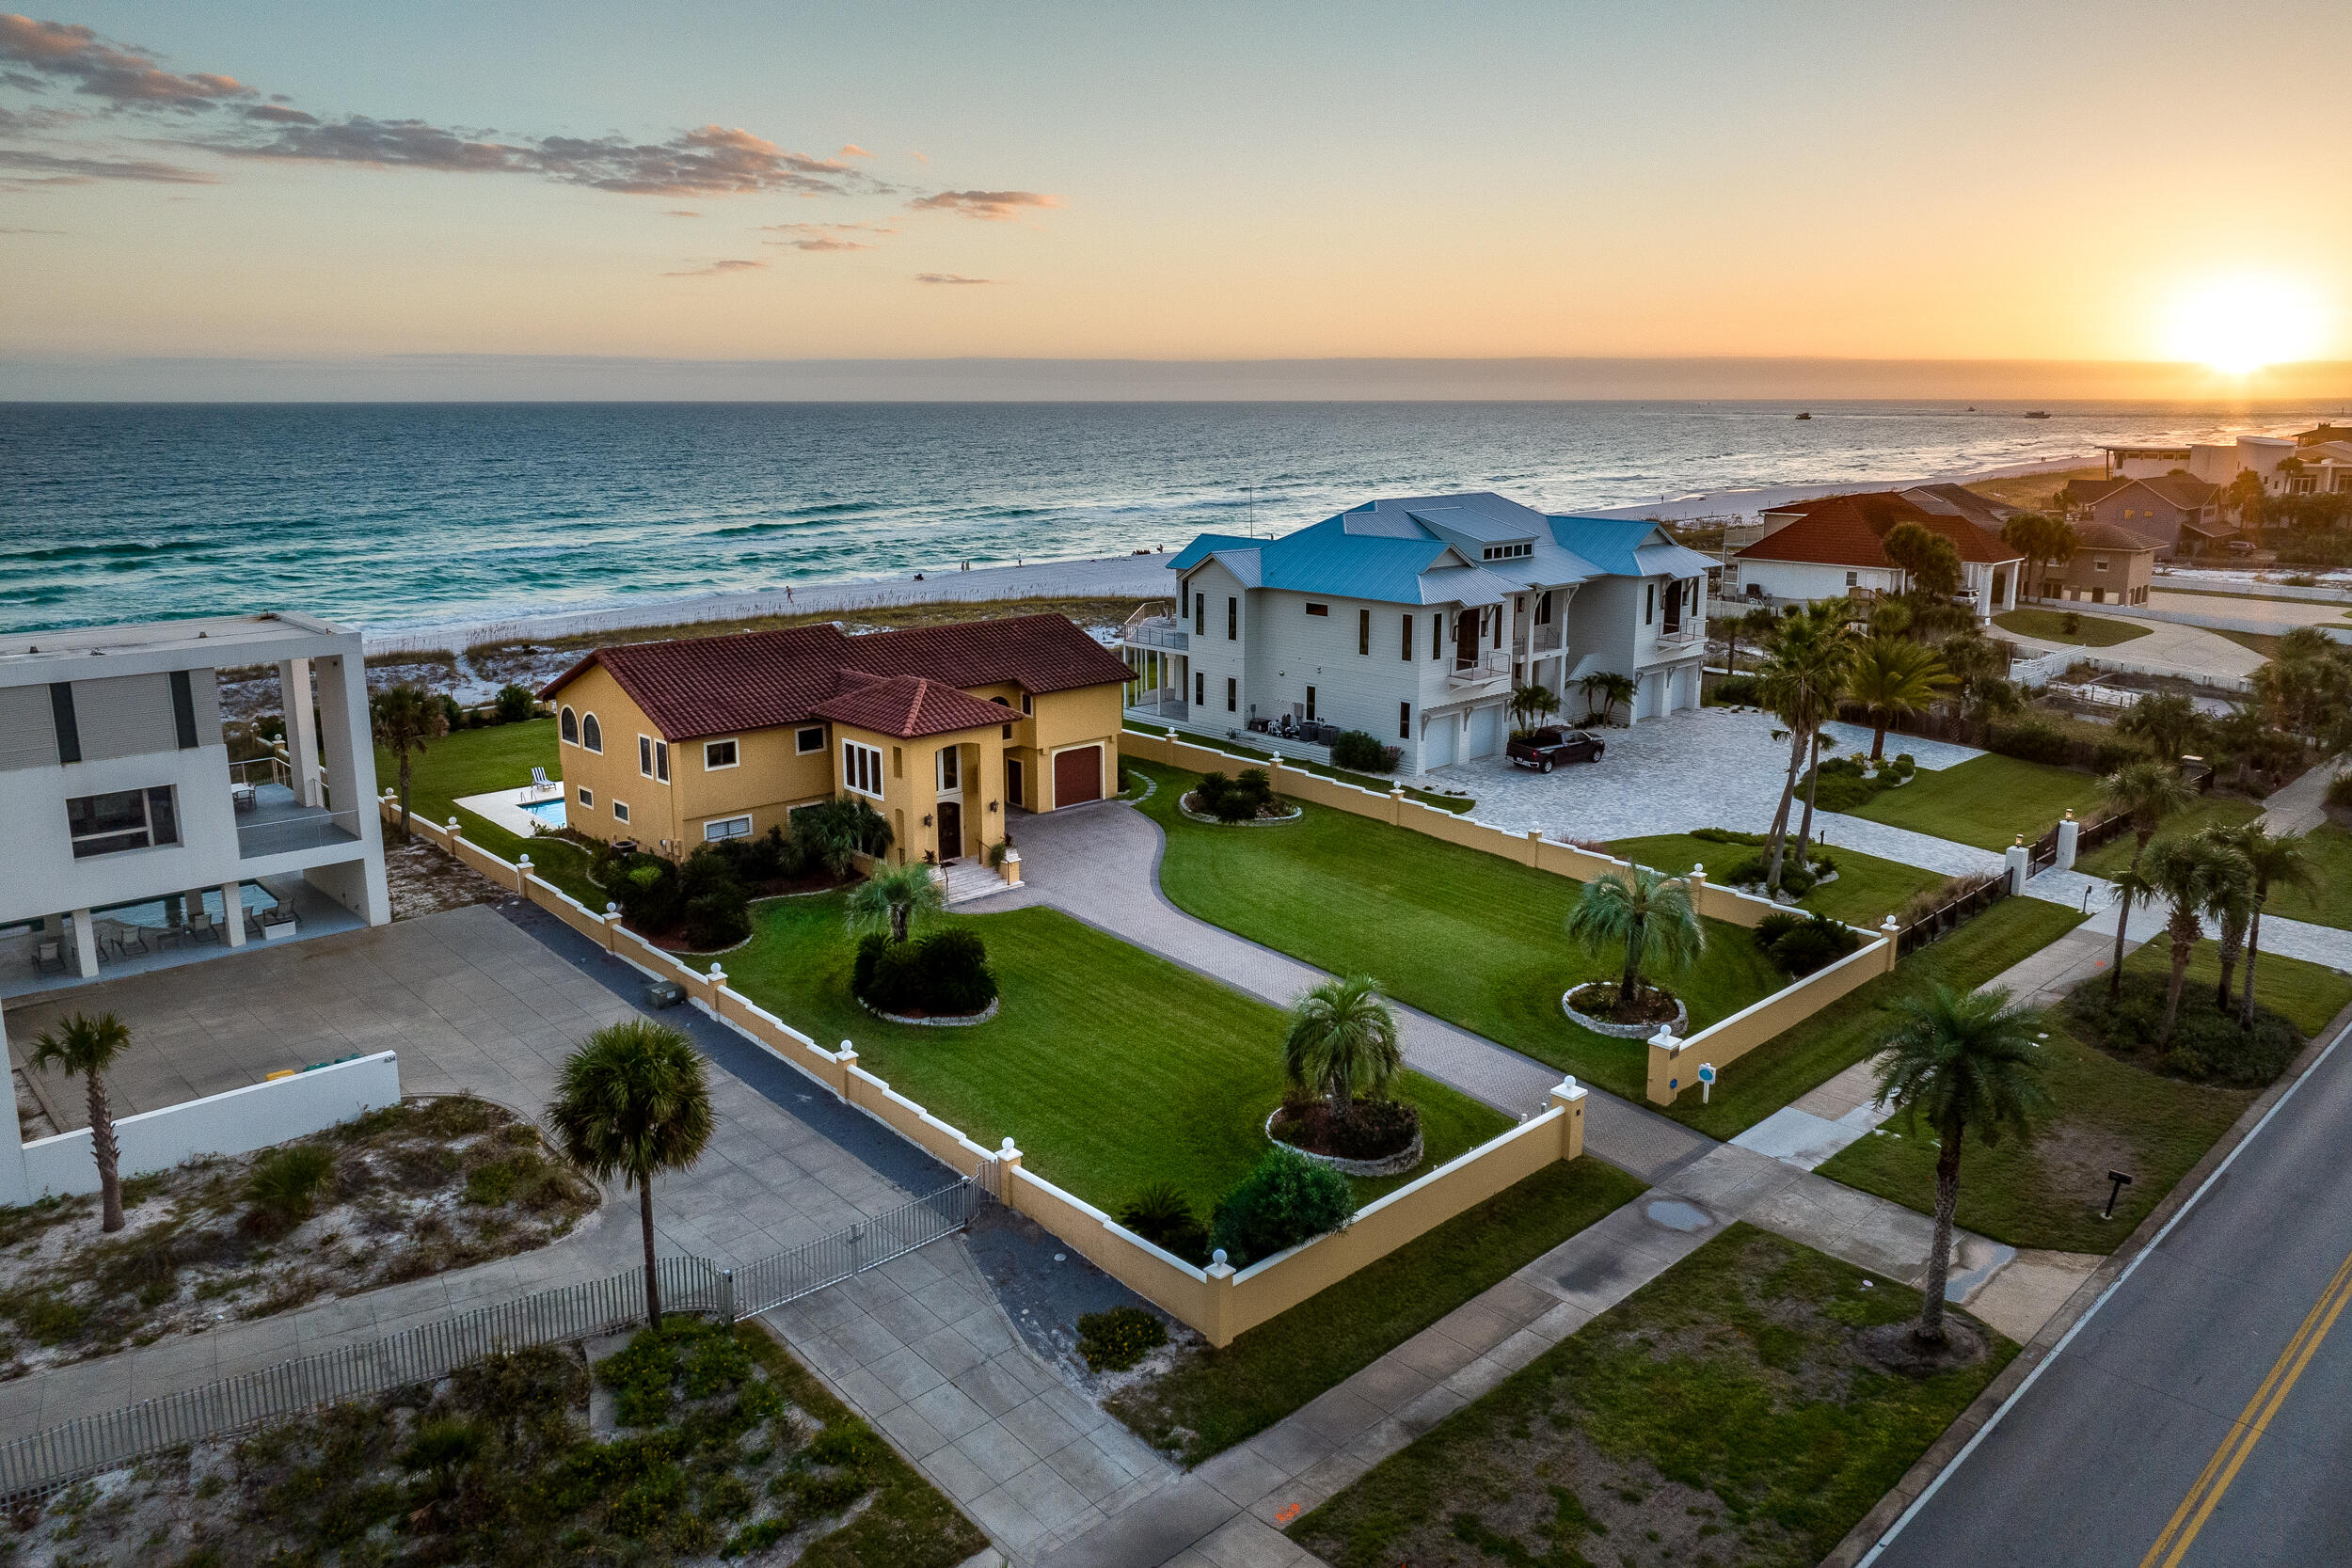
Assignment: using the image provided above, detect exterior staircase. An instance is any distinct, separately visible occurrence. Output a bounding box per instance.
[935,859,1006,906]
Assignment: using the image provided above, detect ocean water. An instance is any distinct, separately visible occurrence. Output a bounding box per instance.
[0,400,2319,636]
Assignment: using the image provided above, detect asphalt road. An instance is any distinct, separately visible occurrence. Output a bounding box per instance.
[1866,1020,2352,1568]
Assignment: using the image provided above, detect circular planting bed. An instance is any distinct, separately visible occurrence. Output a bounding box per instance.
[1178,792,1301,826]
[856,992,1000,1027]
[1263,1101,1424,1178]
[1562,983,1688,1037]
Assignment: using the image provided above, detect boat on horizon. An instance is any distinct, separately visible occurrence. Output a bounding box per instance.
[1794,411,1812,420]
[2024,410,2051,419]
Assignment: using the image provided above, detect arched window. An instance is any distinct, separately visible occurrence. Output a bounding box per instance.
[560,706,579,744]
[580,713,603,753]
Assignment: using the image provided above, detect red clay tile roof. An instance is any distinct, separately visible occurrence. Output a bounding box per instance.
[1737,491,2021,568]
[539,613,1130,740]
[813,674,1014,739]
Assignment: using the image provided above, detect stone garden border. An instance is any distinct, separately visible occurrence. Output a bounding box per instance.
[1263,1108,1425,1178]
[1562,985,1688,1038]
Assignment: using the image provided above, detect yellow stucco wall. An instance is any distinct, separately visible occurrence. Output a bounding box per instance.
[831,720,1009,866]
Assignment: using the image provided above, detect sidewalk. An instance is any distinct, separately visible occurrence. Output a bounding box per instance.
[2023,865,2352,973]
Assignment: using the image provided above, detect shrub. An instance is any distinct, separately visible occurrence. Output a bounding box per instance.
[1330,730,1401,772]
[1709,674,1762,705]
[1207,1147,1356,1266]
[1988,718,2071,766]
[1076,1307,1168,1373]
[854,927,996,1016]
[1753,911,1804,948]
[712,825,791,884]
[2091,737,2146,775]
[2328,772,2352,812]
[1273,1094,1421,1161]
[1192,768,1279,822]
[1691,827,1766,847]
[1880,752,1917,783]
[245,1146,337,1227]
[1760,912,1861,976]
[1117,1182,1211,1263]
[437,692,467,734]
[494,684,537,723]
[2066,970,2300,1086]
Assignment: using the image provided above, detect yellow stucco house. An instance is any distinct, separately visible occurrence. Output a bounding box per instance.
[538,614,1133,866]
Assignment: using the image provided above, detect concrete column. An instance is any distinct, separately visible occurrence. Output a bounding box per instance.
[1525,827,1543,866]
[312,650,391,927]
[70,909,99,977]
[2006,837,2031,894]
[278,657,321,807]
[220,884,246,947]
[1203,1248,1238,1349]
[834,1042,857,1101]
[995,1137,1023,1212]
[2056,811,2079,872]
[1000,849,1022,887]
[1549,1076,1588,1160]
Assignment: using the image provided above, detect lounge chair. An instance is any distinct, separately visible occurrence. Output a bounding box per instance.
[186,910,220,944]
[529,767,555,797]
[96,920,149,957]
[29,939,65,976]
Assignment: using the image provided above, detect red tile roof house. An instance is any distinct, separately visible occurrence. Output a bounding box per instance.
[1727,491,2026,623]
[538,614,1135,874]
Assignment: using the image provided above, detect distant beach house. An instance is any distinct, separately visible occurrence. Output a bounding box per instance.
[538,614,1133,867]
[1726,489,2025,623]
[2031,522,2157,606]
[1132,492,1713,773]
[2061,475,2230,559]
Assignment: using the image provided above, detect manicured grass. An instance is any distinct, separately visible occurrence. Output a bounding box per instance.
[1818,941,2352,1251]
[1994,607,2153,647]
[1107,1160,1645,1465]
[373,717,603,906]
[1134,762,1791,1103]
[1288,1225,2015,1568]
[1849,752,2110,851]
[700,895,1509,1216]
[1124,722,1474,812]
[2258,823,2352,932]
[1607,832,1948,927]
[2072,796,2262,880]
[1670,898,2088,1140]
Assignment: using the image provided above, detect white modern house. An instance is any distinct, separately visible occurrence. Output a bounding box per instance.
[1129,493,1713,773]
[1,612,390,990]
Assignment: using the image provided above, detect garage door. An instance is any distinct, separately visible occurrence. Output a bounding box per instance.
[1422,713,1456,768]
[1053,745,1102,807]
[1464,704,1501,760]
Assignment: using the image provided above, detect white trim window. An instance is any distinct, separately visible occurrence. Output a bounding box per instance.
[68,786,179,859]
[795,725,826,754]
[704,738,739,770]
[580,713,603,753]
[612,800,630,824]
[704,815,752,842]
[842,740,884,800]
[577,786,594,809]
[638,736,670,782]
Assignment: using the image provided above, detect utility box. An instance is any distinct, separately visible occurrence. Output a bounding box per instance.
[644,980,685,1010]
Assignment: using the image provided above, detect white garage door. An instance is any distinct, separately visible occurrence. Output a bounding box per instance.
[1422,713,1456,768]
[1465,704,1502,760]
[1636,672,1663,721]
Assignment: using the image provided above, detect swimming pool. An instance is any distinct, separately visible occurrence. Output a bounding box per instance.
[519,798,567,830]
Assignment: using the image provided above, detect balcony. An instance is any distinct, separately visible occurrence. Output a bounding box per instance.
[1448,652,1512,688]
[235,780,361,860]
[1125,692,1189,722]
[1122,617,1189,652]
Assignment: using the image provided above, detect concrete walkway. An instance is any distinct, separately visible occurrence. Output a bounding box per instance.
[2257,751,2345,835]
[1812,813,2008,879]
[2022,866,2352,973]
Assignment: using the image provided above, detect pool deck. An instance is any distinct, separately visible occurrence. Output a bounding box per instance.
[453,784,566,838]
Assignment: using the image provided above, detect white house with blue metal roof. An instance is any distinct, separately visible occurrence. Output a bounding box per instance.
[1124,493,1713,774]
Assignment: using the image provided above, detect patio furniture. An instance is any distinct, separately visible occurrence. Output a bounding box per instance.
[95,920,149,957]
[29,939,65,976]
[231,783,258,815]
[150,923,187,951]
[185,910,220,944]
[529,767,556,797]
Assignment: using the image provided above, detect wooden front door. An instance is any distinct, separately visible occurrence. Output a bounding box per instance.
[1006,758,1024,808]
[1454,609,1482,667]
[936,800,962,862]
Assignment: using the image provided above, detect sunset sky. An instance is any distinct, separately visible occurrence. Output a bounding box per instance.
[3,0,2348,389]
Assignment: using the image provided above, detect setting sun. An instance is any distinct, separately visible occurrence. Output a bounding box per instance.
[2163,273,2328,375]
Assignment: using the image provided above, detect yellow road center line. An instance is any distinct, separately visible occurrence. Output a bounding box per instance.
[2139,1246,2352,1568]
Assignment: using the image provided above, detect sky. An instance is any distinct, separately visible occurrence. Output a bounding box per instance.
[3,0,2349,394]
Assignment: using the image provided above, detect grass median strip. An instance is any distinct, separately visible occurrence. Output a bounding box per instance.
[698,894,1508,1217]
[1289,1224,2014,1568]
[1106,1159,1645,1465]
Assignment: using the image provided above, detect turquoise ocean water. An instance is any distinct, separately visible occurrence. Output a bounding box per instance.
[0,400,2322,636]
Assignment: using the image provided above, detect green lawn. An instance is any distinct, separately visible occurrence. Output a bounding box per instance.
[1108,1160,1645,1465]
[2257,823,2352,932]
[1133,762,1790,1104]
[1607,832,1947,928]
[1124,722,1474,812]
[1850,753,2111,851]
[1818,941,2352,1252]
[1994,607,2153,647]
[1289,1225,2014,1568]
[1672,898,2087,1140]
[2073,796,2262,879]
[697,895,1508,1216]
[373,717,604,906]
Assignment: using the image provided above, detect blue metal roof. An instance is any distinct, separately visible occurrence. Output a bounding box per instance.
[1548,515,1712,578]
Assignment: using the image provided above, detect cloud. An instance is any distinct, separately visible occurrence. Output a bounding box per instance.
[772,236,871,251]
[241,103,313,125]
[760,219,895,252]
[915,272,996,285]
[838,143,872,158]
[663,208,698,217]
[662,257,765,277]
[0,145,213,183]
[0,14,251,110]
[909,150,929,164]
[906,188,1060,221]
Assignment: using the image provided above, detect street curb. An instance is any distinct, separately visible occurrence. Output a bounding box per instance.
[1819,992,2352,1568]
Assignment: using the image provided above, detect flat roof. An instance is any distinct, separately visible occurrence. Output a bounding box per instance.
[0,612,352,679]
[2097,444,2192,455]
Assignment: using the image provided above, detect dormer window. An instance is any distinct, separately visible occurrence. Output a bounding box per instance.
[1480,543,1533,561]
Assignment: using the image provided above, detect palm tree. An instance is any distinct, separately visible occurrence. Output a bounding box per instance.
[846,861,946,944]
[1847,636,1955,761]
[1756,601,1858,893]
[1566,867,1706,1009]
[2235,829,2315,1029]
[1507,683,1560,736]
[1870,984,2049,1346]
[1997,511,2079,601]
[2105,863,2156,1002]
[2143,835,2252,1046]
[28,1012,133,1232]
[2099,760,2195,874]
[1581,671,1636,727]
[547,1020,714,1328]
[2117,693,2204,766]
[1282,976,1403,1118]
[2201,824,2257,1009]
[370,685,449,842]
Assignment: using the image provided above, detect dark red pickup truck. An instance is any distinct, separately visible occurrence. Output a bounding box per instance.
[1506,726,1605,772]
